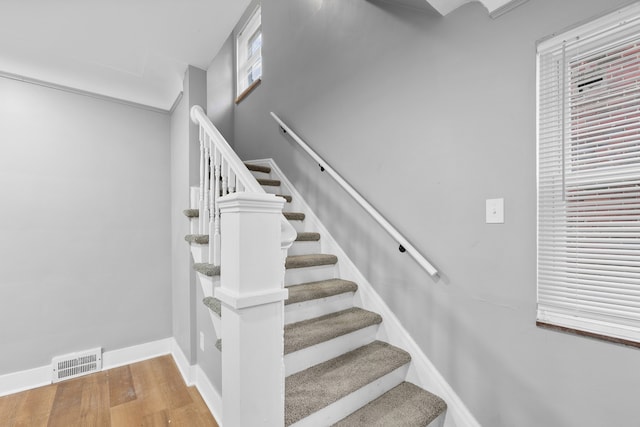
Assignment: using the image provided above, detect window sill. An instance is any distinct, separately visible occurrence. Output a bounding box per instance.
[235,79,261,105]
[536,321,640,349]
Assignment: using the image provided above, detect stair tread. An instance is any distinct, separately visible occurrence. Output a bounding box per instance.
[184,234,209,244]
[332,381,447,427]
[295,232,320,242]
[203,297,221,317]
[183,209,199,218]
[277,194,293,203]
[284,307,381,354]
[286,254,337,269]
[193,263,220,277]
[285,341,411,426]
[286,279,357,305]
[258,178,281,187]
[201,279,355,314]
[245,163,271,173]
[284,211,305,221]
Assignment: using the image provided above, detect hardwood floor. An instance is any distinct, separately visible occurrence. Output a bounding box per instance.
[0,355,219,427]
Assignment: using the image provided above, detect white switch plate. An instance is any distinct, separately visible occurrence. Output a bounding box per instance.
[486,198,504,224]
[200,332,205,351]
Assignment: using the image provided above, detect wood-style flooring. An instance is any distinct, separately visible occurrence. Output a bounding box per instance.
[0,355,219,427]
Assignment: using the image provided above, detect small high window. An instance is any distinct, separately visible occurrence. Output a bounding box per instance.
[235,5,262,103]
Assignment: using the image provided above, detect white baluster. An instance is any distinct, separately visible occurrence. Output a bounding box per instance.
[212,149,222,265]
[203,140,211,239]
[228,168,236,194]
[221,159,229,196]
[198,127,205,234]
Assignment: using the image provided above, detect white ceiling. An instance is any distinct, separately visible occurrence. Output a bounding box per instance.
[0,0,250,111]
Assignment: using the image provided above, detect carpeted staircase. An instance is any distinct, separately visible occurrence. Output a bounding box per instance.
[185,162,447,426]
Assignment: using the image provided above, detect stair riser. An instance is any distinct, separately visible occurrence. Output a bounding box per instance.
[285,265,337,286]
[289,364,409,427]
[207,311,221,339]
[261,185,281,194]
[288,219,313,233]
[285,325,378,376]
[189,244,209,265]
[249,170,271,179]
[288,240,321,256]
[195,272,219,293]
[187,216,198,234]
[285,292,355,325]
[197,276,215,299]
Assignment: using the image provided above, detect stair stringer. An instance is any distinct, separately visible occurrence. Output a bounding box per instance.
[248,158,480,427]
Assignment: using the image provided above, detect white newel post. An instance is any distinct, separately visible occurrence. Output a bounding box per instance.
[215,192,289,427]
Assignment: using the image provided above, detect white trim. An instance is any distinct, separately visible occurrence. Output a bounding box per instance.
[488,0,529,19]
[0,70,171,114]
[193,365,224,427]
[169,91,184,115]
[0,365,51,398]
[102,338,173,370]
[249,158,481,427]
[216,287,288,309]
[0,337,174,398]
[170,338,197,386]
[170,340,223,425]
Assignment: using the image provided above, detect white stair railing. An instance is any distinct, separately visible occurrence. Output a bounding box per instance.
[191,105,296,426]
[271,112,439,278]
[191,105,296,264]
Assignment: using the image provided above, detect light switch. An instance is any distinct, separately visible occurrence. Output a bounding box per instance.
[486,198,504,224]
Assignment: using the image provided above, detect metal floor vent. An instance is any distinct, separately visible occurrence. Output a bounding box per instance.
[51,347,102,383]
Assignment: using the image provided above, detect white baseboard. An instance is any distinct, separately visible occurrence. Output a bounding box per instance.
[0,337,174,398]
[169,340,223,425]
[170,338,196,386]
[102,337,173,370]
[193,365,224,427]
[249,158,481,427]
[0,364,51,397]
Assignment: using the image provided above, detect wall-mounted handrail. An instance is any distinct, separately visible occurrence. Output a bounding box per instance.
[270,112,438,277]
[191,106,296,264]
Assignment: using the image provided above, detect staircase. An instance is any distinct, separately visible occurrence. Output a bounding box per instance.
[185,160,447,426]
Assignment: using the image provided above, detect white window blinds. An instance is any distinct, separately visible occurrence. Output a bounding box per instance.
[537,3,640,345]
[236,5,262,97]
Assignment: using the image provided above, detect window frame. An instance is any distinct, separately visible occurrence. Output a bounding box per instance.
[235,5,262,104]
[536,2,640,348]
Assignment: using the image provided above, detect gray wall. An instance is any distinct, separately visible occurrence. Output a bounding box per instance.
[170,66,207,365]
[209,0,640,425]
[0,77,171,375]
[207,33,236,144]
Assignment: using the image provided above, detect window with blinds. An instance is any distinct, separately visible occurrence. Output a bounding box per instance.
[537,3,640,346]
[235,5,262,102]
